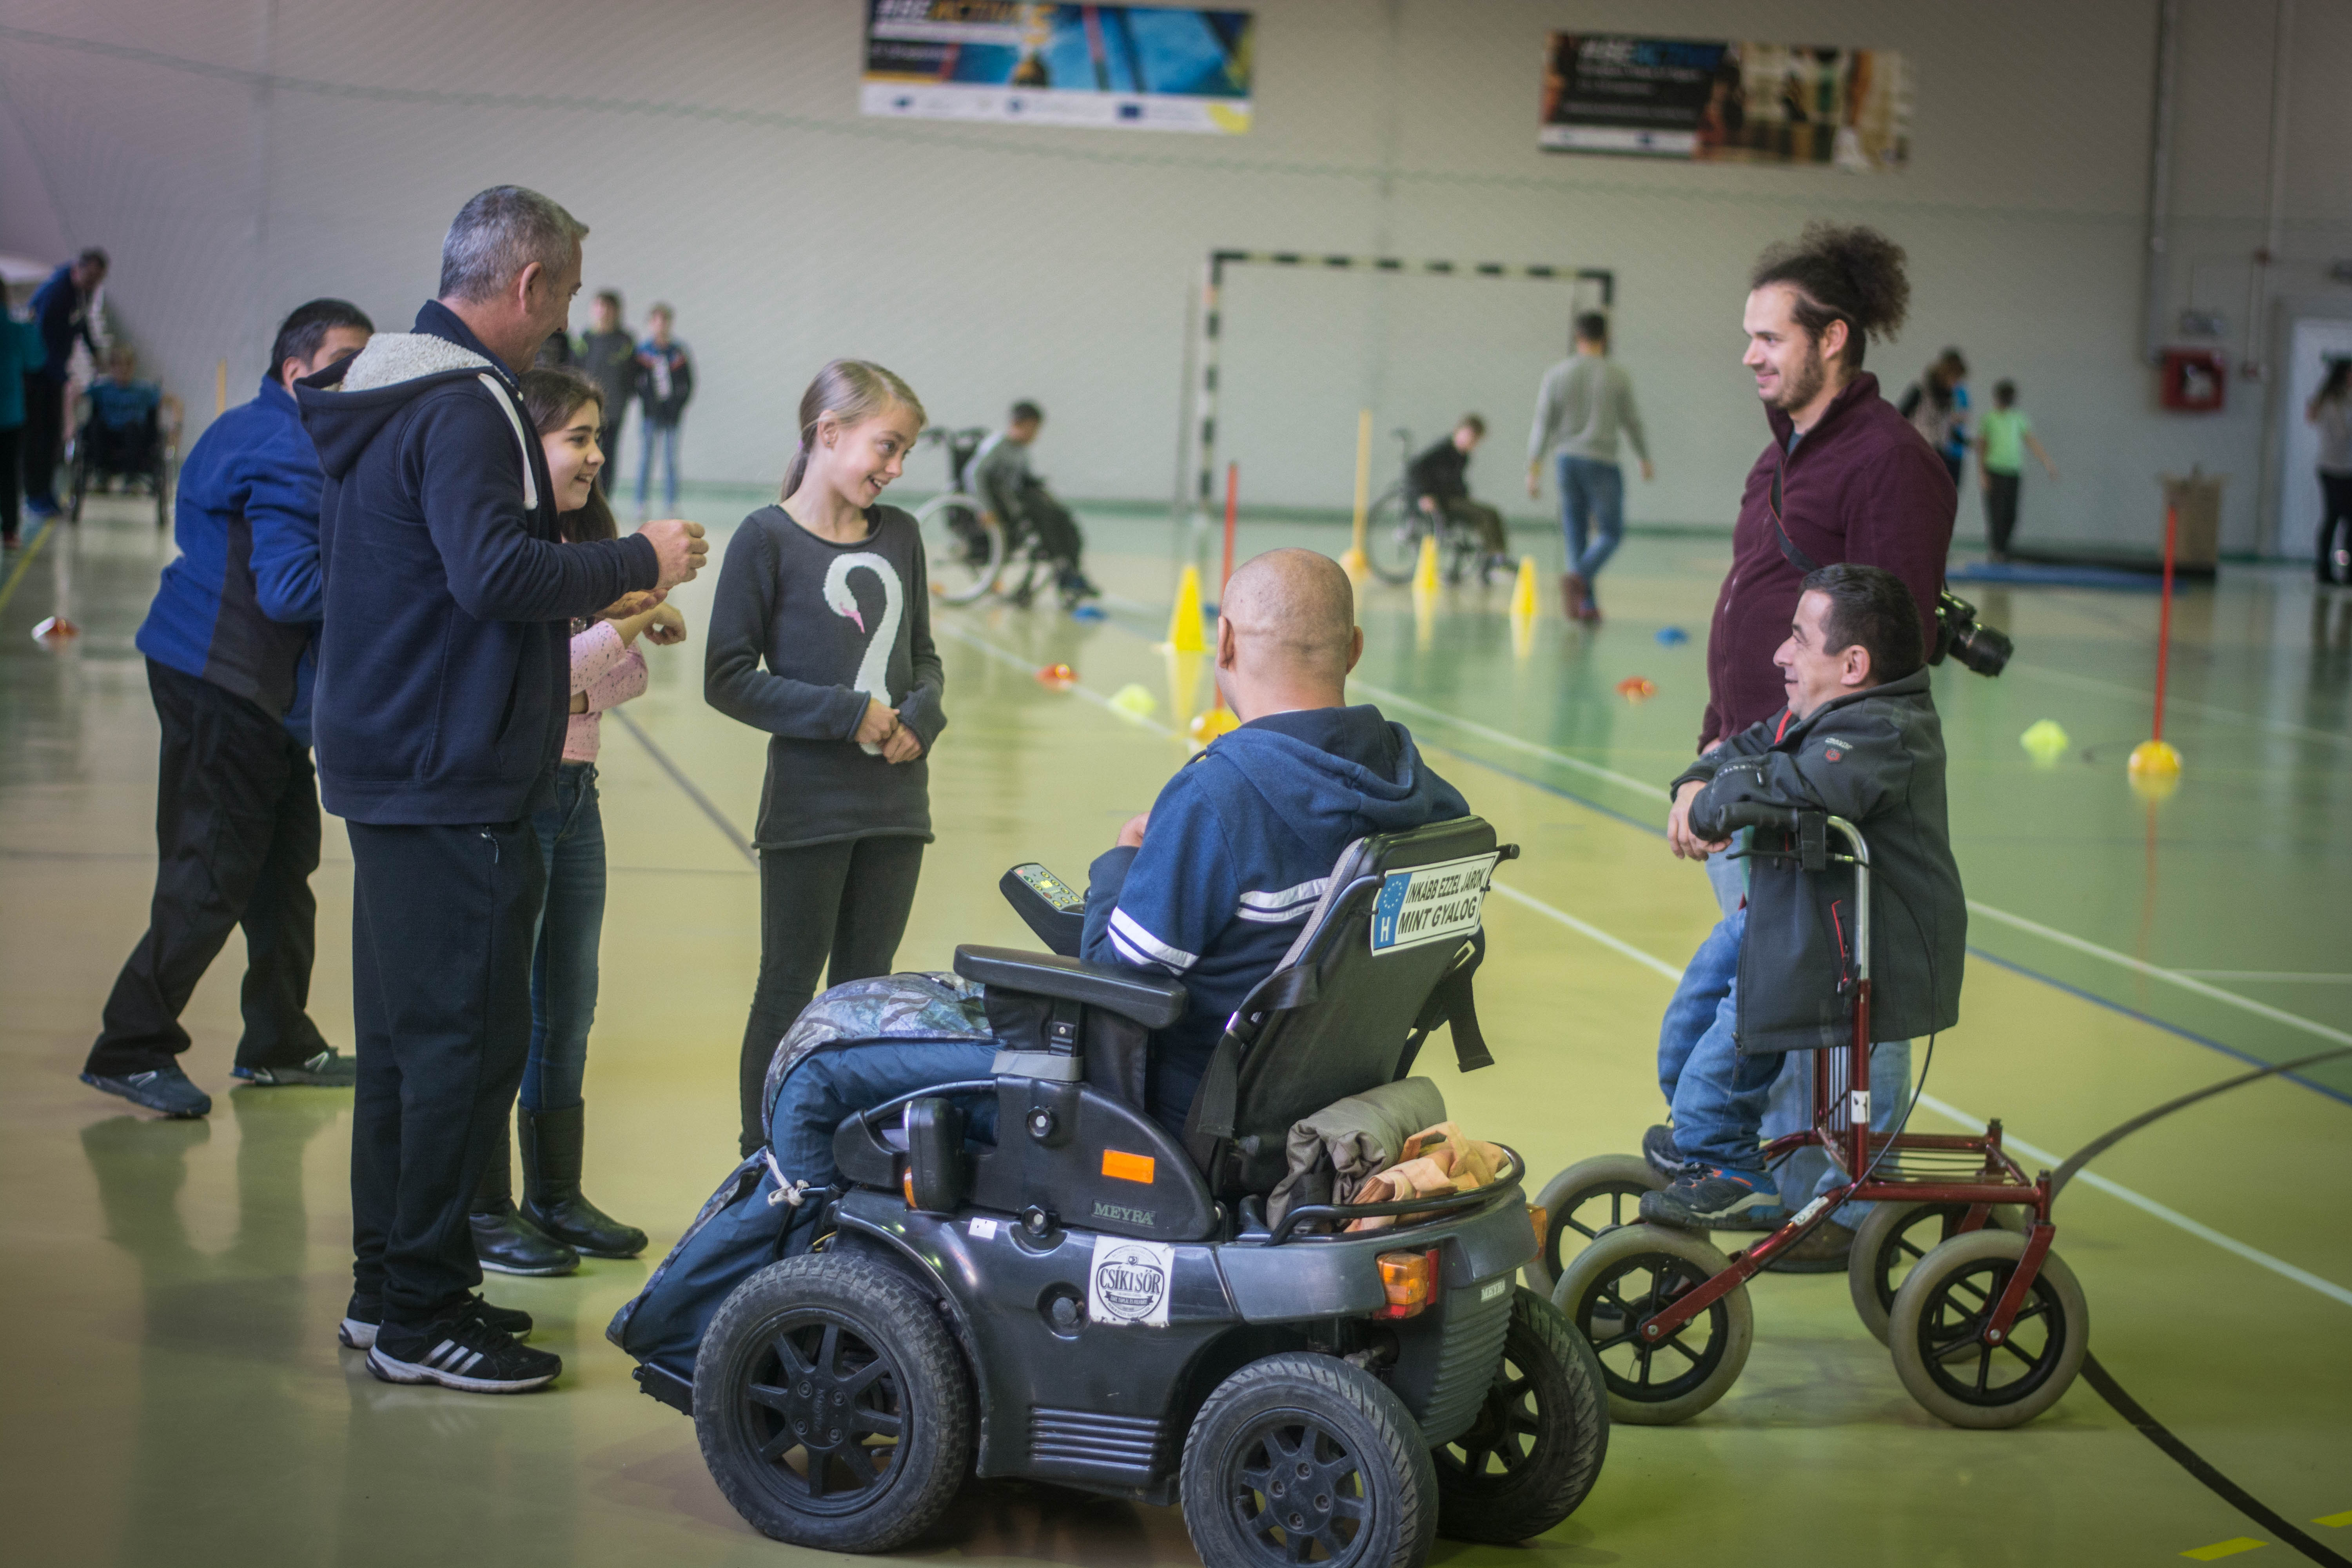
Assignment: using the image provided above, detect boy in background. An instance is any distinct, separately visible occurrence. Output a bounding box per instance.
[635,303,692,515]
[1407,414,1510,584]
[1975,380,2058,563]
[971,399,1099,608]
[577,290,637,493]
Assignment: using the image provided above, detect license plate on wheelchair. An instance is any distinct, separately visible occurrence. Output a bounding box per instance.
[1369,853,1497,953]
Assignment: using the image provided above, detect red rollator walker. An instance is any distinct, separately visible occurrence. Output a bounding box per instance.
[1526,806,2088,1429]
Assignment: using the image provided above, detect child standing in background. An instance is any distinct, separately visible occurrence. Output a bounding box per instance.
[467,367,688,1277]
[1976,379,2059,563]
[634,304,693,516]
[705,359,946,1156]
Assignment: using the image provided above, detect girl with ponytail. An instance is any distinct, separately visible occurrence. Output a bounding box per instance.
[704,359,947,1155]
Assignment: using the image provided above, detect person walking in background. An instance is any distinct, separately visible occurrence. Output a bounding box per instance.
[1899,347,1971,492]
[705,359,946,1157]
[1528,311,1651,622]
[80,299,375,1119]
[1406,414,1510,584]
[2307,358,2352,585]
[577,290,637,494]
[1975,379,2058,563]
[296,187,706,1394]
[24,247,109,518]
[635,303,692,515]
[1,290,43,548]
[465,366,685,1276]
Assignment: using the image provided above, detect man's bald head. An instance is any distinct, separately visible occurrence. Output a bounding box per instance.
[1215,550,1362,719]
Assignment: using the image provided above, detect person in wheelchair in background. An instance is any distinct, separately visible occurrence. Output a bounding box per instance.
[970,399,1101,608]
[79,343,177,494]
[1406,414,1512,585]
[1648,562,1965,1244]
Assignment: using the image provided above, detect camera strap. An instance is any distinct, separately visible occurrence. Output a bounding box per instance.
[1766,457,1822,576]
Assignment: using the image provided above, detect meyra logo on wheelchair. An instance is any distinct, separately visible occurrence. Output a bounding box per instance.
[1530,803,2089,1432]
[632,817,1613,1567]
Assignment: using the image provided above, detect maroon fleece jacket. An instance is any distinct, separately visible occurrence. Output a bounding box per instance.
[1699,371,1955,749]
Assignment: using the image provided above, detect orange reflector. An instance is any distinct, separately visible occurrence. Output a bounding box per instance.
[1102,1149,1156,1184]
[901,1164,917,1208]
[1528,1205,1548,1249]
[1374,1249,1439,1320]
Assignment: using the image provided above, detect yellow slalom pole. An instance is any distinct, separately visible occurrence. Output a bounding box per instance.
[1339,408,1372,581]
[215,359,228,418]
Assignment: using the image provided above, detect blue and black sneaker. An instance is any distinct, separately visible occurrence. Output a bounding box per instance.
[1639,1163,1780,1230]
[340,1292,533,1351]
[81,1064,212,1118]
[1641,1123,1688,1180]
[233,1048,357,1087]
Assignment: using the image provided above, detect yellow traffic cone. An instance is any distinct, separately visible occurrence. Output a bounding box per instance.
[1412,533,1440,597]
[1165,564,1206,653]
[1509,555,1539,621]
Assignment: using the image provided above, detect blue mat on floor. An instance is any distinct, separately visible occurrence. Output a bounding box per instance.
[1948,561,2166,590]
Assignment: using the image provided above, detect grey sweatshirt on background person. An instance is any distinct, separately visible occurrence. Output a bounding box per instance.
[704,504,947,849]
[1528,355,1650,467]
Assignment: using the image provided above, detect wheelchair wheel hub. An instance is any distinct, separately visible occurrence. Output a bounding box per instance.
[1232,1420,1366,1562]
[741,1316,906,1506]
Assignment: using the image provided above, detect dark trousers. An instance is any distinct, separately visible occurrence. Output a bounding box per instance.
[22,375,64,506]
[88,660,326,1078]
[2319,471,2352,584]
[1441,496,1509,556]
[524,763,604,1113]
[596,420,622,494]
[1,424,20,539]
[739,835,925,1154]
[1015,488,1085,572]
[1983,469,2022,556]
[347,816,544,1325]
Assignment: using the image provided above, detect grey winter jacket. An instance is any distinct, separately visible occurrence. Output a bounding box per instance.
[1673,668,1965,1053]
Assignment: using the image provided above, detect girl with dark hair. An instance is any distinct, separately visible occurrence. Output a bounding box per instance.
[466,367,686,1276]
[2308,358,2352,584]
[705,359,947,1155]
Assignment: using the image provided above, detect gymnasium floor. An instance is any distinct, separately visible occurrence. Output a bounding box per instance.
[4,492,2348,1567]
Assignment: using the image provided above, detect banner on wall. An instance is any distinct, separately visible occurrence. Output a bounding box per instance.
[1539,34,1909,172]
[862,2,1254,135]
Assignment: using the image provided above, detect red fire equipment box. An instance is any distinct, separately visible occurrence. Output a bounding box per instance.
[2159,348,2227,412]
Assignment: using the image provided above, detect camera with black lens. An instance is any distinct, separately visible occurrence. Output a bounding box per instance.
[1933,589,2012,677]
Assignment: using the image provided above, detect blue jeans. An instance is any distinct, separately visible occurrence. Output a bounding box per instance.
[767,1040,1001,1252]
[1557,454,1625,581]
[1657,910,1779,1185]
[637,421,680,512]
[1765,1038,1911,1228]
[523,762,604,1113]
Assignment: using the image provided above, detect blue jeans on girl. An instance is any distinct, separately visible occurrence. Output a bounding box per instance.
[524,762,604,1113]
[1557,453,1625,581]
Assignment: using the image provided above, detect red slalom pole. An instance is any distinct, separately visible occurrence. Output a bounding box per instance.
[2153,503,2177,744]
[1221,462,1238,595]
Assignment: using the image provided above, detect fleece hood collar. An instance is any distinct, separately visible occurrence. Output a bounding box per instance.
[1207,712,1450,835]
[1780,666,1933,742]
[295,303,535,500]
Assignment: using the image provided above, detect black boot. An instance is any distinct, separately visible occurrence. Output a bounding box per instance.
[520,1104,648,1259]
[469,1118,579,1276]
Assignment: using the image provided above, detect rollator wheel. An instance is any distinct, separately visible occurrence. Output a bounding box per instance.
[1886,1229,2088,1429]
[1551,1223,1751,1427]
[1524,1155,1667,1296]
[694,1253,974,1552]
[1431,1288,1610,1544]
[1182,1352,1437,1568]
[1847,1200,2029,1345]
[914,492,1003,606]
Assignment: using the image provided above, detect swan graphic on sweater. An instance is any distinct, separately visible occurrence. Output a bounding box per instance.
[822,552,903,755]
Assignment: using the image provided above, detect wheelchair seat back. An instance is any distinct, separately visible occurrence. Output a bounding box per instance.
[1187,815,1504,1197]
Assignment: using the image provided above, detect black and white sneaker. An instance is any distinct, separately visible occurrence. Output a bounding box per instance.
[339,1292,534,1350]
[367,1314,560,1394]
[81,1065,212,1117]
[233,1049,357,1087]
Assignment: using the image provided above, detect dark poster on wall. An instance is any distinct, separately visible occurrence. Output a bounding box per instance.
[1539,33,1909,172]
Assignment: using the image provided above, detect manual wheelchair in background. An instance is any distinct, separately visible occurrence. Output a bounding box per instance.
[1528,803,2088,1430]
[643,818,1611,1567]
[69,385,176,529]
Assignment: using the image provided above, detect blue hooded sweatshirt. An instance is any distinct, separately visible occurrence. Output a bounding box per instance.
[135,375,326,743]
[1081,704,1469,1133]
[296,303,659,824]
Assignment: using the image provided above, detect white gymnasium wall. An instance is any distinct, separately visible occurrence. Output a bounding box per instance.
[4,0,2350,553]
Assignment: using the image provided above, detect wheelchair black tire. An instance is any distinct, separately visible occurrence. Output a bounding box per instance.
[694,1253,974,1553]
[1431,1288,1609,1544]
[1182,1352,1437,1568]
[1550,1222,1751,1426]
[1886,1228,2088,1429]
[1524,1154,1667,1297]
[1847,1200,2029,1346]
[913,492,1003,606]
[1364,490,1423,586]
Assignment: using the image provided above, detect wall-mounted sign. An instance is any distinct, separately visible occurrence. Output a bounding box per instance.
[1540,34,1909,172]
[863,2,1254,135]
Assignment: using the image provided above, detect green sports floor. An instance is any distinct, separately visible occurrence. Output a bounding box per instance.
[4,493,2348,1567]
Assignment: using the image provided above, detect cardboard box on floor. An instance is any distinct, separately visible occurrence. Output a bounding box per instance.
[2159,468,2223,570]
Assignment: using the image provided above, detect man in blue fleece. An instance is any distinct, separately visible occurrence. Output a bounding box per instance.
[1081,547,1468,1134]
[82,299,374,1120]
[296,187,706,1394]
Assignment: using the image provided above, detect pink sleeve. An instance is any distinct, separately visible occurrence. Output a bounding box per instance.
[570,620,630,696]
[582,646,648,715]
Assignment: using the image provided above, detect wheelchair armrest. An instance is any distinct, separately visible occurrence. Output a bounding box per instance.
[953,945,1187,1030]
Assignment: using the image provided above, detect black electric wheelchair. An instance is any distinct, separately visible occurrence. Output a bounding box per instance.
[69,392,174,528]
[647,818,1609,1566]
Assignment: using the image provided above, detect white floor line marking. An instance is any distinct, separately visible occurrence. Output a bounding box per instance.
[1488,878,1684,982]
[933,617,1184,742]
[1350,679,1672,801]
[1914,1094,2352,1309]
[2176,971,2352,984]
[2007,659,2352,751]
